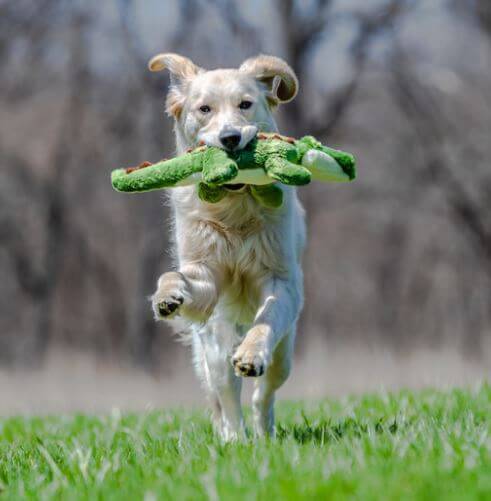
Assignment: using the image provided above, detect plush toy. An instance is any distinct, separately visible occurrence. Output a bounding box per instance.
[111,133,356,208]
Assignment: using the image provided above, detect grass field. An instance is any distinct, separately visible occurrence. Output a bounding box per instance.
[0,385,489,500]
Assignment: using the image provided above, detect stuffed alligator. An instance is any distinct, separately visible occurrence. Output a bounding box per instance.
[111,133,356,208]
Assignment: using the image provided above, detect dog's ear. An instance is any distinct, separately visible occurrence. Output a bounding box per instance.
[148,53,201,82]
[239,54,298,105]
[148,53,201,118]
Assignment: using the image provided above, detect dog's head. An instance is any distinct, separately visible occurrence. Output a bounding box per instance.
[148,53,298,152]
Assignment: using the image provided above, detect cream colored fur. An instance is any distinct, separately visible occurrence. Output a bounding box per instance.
[149,53,306,440]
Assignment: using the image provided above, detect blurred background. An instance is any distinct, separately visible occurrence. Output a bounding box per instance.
[1,0,490,414]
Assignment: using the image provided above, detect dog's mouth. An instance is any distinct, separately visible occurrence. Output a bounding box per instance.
[224,183,246,192]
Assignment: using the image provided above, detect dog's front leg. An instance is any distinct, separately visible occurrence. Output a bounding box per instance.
[232,275,301,377]
[152,263,220,322]
[232,276,301,436]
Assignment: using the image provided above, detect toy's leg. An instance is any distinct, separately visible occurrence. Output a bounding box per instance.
[198,183,227,203]
[202,149,239,185]
[192,320,245,441]
[264,157,312,186]
[250,184,283,208]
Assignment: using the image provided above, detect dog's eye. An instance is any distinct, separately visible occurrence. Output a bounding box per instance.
[199,105,211,113]
[239,100,253,110]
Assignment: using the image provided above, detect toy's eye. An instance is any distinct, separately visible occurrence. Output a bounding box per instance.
[199,105,211,113]
[239,100,253,110]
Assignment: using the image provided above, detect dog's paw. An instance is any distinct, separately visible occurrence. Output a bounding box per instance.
[151,272,188,320]
[155,295,184,318]
[232,338,270,377]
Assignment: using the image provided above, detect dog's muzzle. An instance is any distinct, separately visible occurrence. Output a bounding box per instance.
[219,129,242,151]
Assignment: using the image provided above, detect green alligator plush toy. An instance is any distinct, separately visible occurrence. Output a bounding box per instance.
[111,133,356,208]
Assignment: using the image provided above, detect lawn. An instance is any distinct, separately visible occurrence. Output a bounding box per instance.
[0,385,489,500]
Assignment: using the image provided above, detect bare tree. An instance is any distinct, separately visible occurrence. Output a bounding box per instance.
[1,0,490,369]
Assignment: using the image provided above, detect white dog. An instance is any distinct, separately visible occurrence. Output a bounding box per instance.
[149,53,306,440]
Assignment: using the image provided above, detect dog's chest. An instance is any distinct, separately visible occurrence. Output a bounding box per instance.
[209,218,285,323]
[178,195,286,323]
[198,192,285,265]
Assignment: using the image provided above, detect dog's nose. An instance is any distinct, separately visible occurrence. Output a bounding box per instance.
[219,131,242,150]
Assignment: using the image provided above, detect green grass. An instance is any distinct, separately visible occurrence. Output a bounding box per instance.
[0,385,490,500]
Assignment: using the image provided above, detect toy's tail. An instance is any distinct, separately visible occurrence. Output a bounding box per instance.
[111,154,204,193]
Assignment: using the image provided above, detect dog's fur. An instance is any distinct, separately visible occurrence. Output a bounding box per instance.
[149,53,306,440]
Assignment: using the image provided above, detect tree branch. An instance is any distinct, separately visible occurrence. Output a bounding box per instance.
[309,0,413,137]
[389,54,491,268]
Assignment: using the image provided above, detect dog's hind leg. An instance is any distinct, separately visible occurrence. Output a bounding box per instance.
[232,274,302,378]
[252,329,294,436]
[192,319,245,441]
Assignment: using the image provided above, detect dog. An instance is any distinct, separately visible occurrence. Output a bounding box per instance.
[149,53,305,440]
